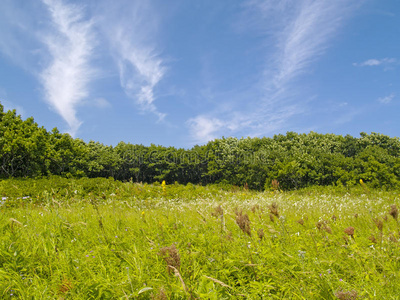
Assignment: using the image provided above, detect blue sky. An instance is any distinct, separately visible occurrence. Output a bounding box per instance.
[0,0,399,148]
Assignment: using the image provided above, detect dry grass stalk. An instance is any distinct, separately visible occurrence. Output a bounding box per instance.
[334,289,358,300]
[204,276,246,297]
[9,218,23,227]
[159,245,181,274]
[297,219,304,226]
[268,202,279,217]
[168,265,188,295]
[389,205,398,220]
[354,213,358,219]
[204,275,234,289]
[332,215,337,221]
[236,210,251,236]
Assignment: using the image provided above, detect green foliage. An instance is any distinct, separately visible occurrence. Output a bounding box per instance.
[1,101,400,190]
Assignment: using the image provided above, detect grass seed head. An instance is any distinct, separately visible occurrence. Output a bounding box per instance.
[269,213,275,223]
[211,205,223,217]
[316,221,323,230]
[268,202,279,217]
[373,218,383,231]
[271,179,280,191]
[251,204,260,213]
[58,277,73,295]
[324,226,332,234]
[159,245,181,274]
[152,288,167,300]
[368,235,377,244]
[344,226,355,237]
[235,210,251,236]
[334,289,358,300]
[257,228,265,240]
[389,205,398,220]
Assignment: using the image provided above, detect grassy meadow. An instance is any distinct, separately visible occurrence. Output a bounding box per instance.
[1,177,400,299]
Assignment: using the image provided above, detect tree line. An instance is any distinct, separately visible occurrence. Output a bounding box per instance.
[1,102,399,190]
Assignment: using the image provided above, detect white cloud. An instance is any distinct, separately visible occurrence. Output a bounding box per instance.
[96,1,166,121]
[353,58,397,67]
[378,93,395,104]
[187,116,224,144]
[91,98,111,109]
[40,0,96,136]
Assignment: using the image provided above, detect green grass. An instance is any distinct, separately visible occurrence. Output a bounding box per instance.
[0,178,400,299]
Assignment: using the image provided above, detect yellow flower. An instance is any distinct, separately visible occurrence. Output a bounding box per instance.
[360,179,363,184]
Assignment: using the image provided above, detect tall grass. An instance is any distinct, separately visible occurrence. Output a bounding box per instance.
[0,178,399,299]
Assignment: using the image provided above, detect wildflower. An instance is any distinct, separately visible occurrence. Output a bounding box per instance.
[162,180,167,195]
[359,179,363,184]
[298,250,306,259]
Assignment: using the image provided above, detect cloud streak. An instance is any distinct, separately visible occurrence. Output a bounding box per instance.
[378,93,395,104]
[353,58,397,67]
[188,0,359,144]
[97,1,166,120]
[41,0,96,136]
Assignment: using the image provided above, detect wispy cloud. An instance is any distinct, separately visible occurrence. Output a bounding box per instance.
[353,58,397,67]
[41,0,96,136]
[96,1,166,121]
[188,0,359,144]
[378,93,395,104]
[271,1,350,88]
